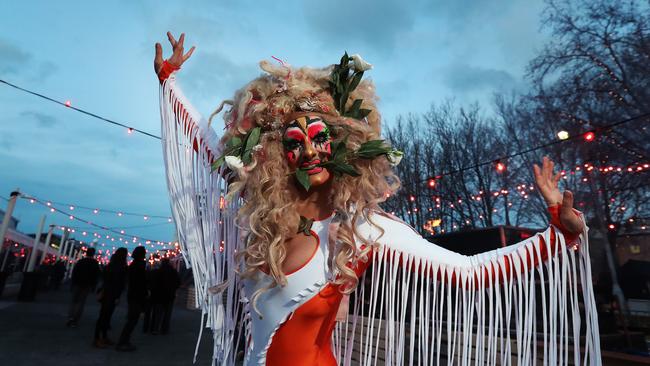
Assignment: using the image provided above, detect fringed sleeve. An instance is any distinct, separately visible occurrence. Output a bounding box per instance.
[335,210,601,365]
[159,64,244,365]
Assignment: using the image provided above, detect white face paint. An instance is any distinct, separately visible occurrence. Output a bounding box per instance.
[283,115,332,189]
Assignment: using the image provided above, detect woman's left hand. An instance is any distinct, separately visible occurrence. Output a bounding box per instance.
[533,156,585,234]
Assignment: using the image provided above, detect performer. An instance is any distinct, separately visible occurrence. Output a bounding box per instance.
[155,32,600,365]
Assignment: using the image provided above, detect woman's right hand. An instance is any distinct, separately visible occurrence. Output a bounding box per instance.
[154,32,196,76]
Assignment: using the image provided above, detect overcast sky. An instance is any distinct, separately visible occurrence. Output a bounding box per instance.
[0,0,550,251]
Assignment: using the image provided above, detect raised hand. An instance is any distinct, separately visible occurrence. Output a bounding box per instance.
[533,156,562,206]
[154,32,196,75]
[533,156,584,234]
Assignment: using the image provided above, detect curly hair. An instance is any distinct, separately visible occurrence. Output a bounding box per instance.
[211,59,400,314]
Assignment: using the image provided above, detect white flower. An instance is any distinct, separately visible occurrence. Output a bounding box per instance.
[225,155,244,172]
[386,150,403,167]
[350,54,373,72]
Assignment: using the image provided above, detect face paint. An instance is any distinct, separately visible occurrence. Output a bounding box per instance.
[283,115,332,188]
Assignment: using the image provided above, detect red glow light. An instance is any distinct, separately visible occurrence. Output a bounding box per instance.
[584,132,595,142]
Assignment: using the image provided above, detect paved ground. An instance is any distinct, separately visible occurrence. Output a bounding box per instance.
[0,285,215,366]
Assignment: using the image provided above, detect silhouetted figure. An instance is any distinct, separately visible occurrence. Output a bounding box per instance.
[142,264,155,333]
[116,246,148,351]
[150,258,180,334]
[94,248,127,348]
[51,260,66,290]
[67,248,100,327]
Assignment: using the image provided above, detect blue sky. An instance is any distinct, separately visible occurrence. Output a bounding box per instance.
[0,0,549,250]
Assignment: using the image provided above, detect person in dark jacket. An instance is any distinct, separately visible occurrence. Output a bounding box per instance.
[66,247,100,327]
[150,258,181,334]
[50,259,67,290]
[93,247,127,348]
[115,246,148,351]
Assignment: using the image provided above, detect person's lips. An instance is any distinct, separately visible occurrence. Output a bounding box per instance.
[301,160,323,175]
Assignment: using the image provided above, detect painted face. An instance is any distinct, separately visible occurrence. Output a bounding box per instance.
[283,115,332,188]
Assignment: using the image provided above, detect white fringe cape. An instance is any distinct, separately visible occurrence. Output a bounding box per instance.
[159,73,601,365]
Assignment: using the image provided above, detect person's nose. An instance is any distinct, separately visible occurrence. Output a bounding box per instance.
[303,140,317,161]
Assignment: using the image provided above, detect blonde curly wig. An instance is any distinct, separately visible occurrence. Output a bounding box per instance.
[211,58,400,313]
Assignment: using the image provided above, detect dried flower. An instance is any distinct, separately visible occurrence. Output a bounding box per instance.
[350,54,373,72]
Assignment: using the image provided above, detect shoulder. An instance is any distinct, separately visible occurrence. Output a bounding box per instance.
[354,210,424,243]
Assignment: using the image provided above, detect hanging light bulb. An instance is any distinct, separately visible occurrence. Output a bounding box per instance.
[557,130,569,140]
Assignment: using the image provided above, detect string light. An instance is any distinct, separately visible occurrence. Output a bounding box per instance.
[412,112,650,185]
[0,79,160,140]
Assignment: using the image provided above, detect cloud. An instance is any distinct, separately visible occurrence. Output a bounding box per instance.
[0,133,13,151]
[301,0,417,53]
[181,49,259,102]
[20,111,59,128]
[0,38,57,80]
[0,39,31,74]
[442,63,521,93]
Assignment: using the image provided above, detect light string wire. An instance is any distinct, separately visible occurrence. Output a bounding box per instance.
[420,112,650,182]
[19,195,172,220]
[20,194,172,246]
[0,79,160,139]
[2,77,648,183]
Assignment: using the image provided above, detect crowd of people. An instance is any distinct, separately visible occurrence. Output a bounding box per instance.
[63,246,181,352]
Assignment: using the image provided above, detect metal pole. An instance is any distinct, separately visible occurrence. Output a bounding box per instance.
[0,190,20,258]
[57,230,69,260]
[63,239,73,261]
[22,248,31,272]
[39,225,54,265]
[26,215,46,272]
[64,240,76,275]
[65,246,80,279]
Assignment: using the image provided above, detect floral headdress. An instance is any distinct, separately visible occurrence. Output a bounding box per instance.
[212,53,403,191]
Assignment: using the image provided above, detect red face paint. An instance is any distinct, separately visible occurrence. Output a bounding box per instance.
[283,115,333,188]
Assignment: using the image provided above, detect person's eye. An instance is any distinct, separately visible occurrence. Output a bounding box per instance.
[313,132,329,144]
[283,139,301,150]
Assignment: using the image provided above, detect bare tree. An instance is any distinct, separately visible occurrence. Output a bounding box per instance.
[384,102,542,235]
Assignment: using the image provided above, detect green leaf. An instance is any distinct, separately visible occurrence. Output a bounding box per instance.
[340,52,349,66]
[334,135,349,157]
[240,127,261,164]
[227,136,242,148]
[356,140,390,158]
[335,162,361,177]
[295,169,311,191]
[297,216,314,236]
[345,99,363,118]
[246,127,261,151]
[359,108,372,119]
[211,158,224,172]
[339,91,349,115]
[348,72,363,92]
